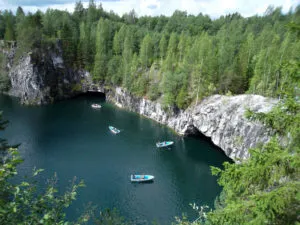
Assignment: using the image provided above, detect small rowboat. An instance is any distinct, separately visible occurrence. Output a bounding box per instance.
[91,103,101,109]
[109,126,120,134]
[156,141,174,148]
[130,175,155,183]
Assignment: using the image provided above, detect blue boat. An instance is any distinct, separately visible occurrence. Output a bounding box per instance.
[109,126,120,134]
[156,141,174,148]
[130,175,155,183]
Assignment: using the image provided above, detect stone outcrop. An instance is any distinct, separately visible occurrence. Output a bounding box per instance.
[107,87,278,161]
[5,43,92,105]
[3,45,278,161]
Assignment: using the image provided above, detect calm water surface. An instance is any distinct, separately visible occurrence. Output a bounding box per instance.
[0,95,229,224]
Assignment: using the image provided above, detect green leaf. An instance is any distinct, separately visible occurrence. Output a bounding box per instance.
[33,168,44,176]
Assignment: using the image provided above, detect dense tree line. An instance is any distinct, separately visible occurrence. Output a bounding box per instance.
[173,50,299,225]
[0,2,299,224]
[0,2,299,109]
[174,23,300,225]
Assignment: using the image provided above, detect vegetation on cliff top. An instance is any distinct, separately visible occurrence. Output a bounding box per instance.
[0,2,299,109]
[172,53,299,225]
[0,1,299,224]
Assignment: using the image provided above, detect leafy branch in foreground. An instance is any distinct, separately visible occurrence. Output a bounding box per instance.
[208,138,299,225]
[174,59,300,224]
[245,97,300,135]
[0,147,91,225]
[206,92,300,224]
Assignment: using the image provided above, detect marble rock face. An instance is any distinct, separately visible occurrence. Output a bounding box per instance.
[6,45,92,105]
[5,44,277,161]
[108,88,278,161]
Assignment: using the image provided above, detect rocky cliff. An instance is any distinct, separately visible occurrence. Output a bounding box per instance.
[107,87,278,161]
[2,46,278,161]
[4,43,92,105]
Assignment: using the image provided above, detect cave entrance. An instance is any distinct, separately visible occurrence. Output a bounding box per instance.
[73,91,106,101]
[85,91,106,98]
[184,124,227,156]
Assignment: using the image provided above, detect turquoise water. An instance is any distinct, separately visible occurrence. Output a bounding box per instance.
[0,95,229,224]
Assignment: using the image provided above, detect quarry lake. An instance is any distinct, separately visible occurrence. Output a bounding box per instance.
[0,94,229,224]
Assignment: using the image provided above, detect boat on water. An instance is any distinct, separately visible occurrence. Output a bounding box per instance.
[130,175,155,183]
[91,103,101,109]
[109,126,120,134]
[156,141,174,148]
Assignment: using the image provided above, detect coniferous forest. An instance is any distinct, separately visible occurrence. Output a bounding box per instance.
[0,1,299,225]
[0,2,299,108]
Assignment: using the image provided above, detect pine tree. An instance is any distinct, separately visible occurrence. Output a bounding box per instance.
[122,29,134,88]
[164,32,177,71]
[139,34,153,68]
[3,11,15,41]
[159,34,168,64]
[93,19,110,81]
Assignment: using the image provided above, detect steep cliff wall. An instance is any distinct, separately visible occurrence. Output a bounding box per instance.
[107,87,278,161]
[5,45,92,105]
[4,47,278,161]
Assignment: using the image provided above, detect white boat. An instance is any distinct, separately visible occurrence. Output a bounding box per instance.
[109,126,120,134]
[91,103,101,109]
[156,141,174,148]
[130,175,155,183]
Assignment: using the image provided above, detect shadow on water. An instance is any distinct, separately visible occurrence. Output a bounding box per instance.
[184,125,233,166]
[0,94,231,225]
[72,91,106,99]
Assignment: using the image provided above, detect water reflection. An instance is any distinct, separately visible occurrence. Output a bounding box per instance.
[0,94,229,224]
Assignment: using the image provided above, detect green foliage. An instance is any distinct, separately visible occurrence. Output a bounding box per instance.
[173,203,209,225]
[176,86,190,109]
[1,6,299,224]
[148,82,161,101]
[93,19,110,81]
[108,55,123,85]
[139,34,153,68]
[2,3,300,109]
[206,31,299,223]
[159,34,168,62]
[0,14,5,39]
[0,53,10,92]
[94,208,127,225]
[3,11,15,41]
[164,33,178,71]
[207,89,300,224]
[15,12,43,59]
[0,154,89,224]
[208,138,300,225]
[131,74,148,97]
[162,71,185,106]
[0,113,89,224]
[60,16,78,67]
[246,97,300,135]
[122,29,134,88]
